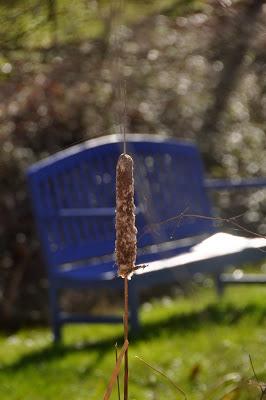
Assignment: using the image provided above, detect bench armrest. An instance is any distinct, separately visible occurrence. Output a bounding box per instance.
[204,178,266,191]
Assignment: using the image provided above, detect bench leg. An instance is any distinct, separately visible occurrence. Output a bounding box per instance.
[128,284,140,334]
[49,286,62,343]
[214,274,225,297]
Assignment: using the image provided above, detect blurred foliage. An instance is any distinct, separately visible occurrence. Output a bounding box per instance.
[0,0,265,326]
[0,0,206,51]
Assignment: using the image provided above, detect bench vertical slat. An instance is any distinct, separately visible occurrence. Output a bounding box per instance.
[51,175,72,247]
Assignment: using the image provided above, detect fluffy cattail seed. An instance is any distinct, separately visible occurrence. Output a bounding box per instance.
[115,153,137,278]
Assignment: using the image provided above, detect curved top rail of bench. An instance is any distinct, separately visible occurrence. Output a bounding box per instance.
[27,133,196,174]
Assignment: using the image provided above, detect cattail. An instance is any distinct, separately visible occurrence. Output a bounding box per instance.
[115,153,137,278]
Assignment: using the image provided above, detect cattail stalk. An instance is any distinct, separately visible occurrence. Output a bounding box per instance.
[115,153,137,400]
[115,153,137,278]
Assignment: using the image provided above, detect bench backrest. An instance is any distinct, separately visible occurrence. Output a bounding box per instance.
[27,134,214,269]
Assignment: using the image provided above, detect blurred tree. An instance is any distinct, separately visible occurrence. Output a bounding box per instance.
[199,0,264,157]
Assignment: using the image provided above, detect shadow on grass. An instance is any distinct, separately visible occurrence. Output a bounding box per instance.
[2,301,266,373]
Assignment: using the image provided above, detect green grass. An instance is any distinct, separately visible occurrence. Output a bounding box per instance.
[1,286,266,399]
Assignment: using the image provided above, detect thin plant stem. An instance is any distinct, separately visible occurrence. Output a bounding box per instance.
[140,210,266,244]
[136,356,187,400]
[123,79,127,153]
[115,343,121,400]
[103,340,129,400]
[249,354,260,385]
[124,277,129,400]
[249,354,265,399]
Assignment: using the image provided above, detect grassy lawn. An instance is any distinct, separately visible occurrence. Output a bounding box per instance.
[0,286,266,399]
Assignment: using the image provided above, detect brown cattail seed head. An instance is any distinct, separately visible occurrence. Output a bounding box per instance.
[115,153,137,278]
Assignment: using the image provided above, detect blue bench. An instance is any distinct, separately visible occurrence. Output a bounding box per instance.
[27,134,266,341]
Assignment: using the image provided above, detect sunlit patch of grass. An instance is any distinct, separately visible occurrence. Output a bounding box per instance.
[0,286,266,399]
